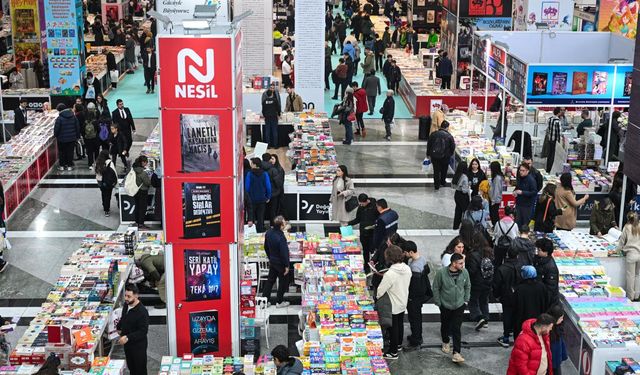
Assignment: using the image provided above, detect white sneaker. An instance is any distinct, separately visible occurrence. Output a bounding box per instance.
[58,166,65,171]
[89,166,94,171]
[452,352,465,363]
[276,301,290,308]
[441,343,451,354]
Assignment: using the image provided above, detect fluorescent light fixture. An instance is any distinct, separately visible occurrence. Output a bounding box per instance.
[193,4,219,18]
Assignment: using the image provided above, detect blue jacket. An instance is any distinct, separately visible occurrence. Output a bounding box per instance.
[343,43,355,61]
[54,109,80,143]
[438,57,454,77]
[264,227,289,267]
[515,174,538,207]
[245,168,272,204]
[551,336,567,369]
[373,208,399,250]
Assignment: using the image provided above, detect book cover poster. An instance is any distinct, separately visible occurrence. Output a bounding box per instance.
[592,71,608,95]
[532,73,548,95]
[184,250,222,301]
[551,72,567,94]
[182,183,221,239]
[572,72,588,95]
[624,72,632,96]
[189,310,219,354]
[180,114,220,173]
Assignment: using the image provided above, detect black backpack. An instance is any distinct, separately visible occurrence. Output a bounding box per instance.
[421,263,433,302]
[471,212,492,243]
[430,135,447,159]
[495,221,516,255]
[480,256,494,280]
[101,163,118,188]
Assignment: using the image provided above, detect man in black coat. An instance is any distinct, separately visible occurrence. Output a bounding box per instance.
[13,99,28,134]
[427,120,456,190]
[348,194,379,271]
[493,247,521,347]
[388,59,402,95]
[117,284,149,375]
[534,238,559,304]
[438,51,454,89]
[142,46,157,94]
[512,266,550,338]
[380,90,395,141]
[112,99,136,152]
[261,216,290,308]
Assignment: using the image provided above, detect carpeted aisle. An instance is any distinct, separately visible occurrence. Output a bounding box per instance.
[106,69,159,118]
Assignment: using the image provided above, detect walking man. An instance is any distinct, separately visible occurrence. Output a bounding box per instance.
[362,70,381,115]
[112,99,136,153]
[380,90,395,141]
[117,284,149,375]
[54,104,80,171]
[403,241,432,349]
[261,216,291,308]
[546,107,562,173]
[438,51,453,89]
[427,120,456,190]
[142,46,156,94]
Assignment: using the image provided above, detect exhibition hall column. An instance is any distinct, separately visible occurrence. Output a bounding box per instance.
[158,29,244,357]
[294,0,325,110]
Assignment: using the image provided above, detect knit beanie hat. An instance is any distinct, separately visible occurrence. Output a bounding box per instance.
[521,265,537,280]
[345,86,354,95]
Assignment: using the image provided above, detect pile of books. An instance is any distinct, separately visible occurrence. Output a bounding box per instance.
[159,354,277,375]
[287,114,337,186]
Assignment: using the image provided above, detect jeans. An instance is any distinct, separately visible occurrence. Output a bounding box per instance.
[441,75,451,89]
[86,139,100,167]
[490,203,500,226]
[367,95,376,114]
[355,112,365,130]
[263,117,279,148]
[343,120,353,144]
[469,288,490,322]
[262,263,289,304]
[516,205,533,228]
[440,305,464,354]
[100,185,113,212]
[432,157,449,189]
[384,119,392,137]
[501,302,514,339]
[333,79,346,99]
[134,189,148,225]
[389,312,404,354]
[251,202,267,232]
[453,190,470,229]
[407,299,423,345]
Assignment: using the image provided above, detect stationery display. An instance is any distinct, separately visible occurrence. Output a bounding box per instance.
[605,357,640,374]
[158,354,278,375]
[9,231,161,366]
[0,357,125,375]
[140,123,161,164]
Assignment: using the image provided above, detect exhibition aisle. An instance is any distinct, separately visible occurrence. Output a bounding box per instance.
[105,69,159,118]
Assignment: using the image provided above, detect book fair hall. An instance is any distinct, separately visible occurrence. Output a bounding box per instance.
[5,0,640,373]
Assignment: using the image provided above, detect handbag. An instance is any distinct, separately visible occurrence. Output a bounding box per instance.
[347,111,356,123]
[345,195,358,212]
[375,293,393,329]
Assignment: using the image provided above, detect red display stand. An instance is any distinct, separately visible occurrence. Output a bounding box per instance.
[159,30,244,357]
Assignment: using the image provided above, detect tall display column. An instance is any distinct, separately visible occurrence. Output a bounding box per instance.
[294,0,324,110]
[158,29,244,357]
[43,0,85,105]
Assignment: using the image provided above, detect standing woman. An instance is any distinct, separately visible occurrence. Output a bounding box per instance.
[547,305,568,375]
[331,165,355,226]
[441,236,465,267]
[269,154,285,217]
[534,183,559,233]
[95,150,118,216]
[555,172,589,231]
[467,158,487,197]
[489,161,504,226]
[340,88,356,145]
[617,212,640,301]
[132,155,152,229]
[452,161,470,230]
[95,94,111,119]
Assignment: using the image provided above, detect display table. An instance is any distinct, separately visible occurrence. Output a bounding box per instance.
[1,88,50,113]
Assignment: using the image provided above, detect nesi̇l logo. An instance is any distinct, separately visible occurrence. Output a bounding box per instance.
[175,48,218,99]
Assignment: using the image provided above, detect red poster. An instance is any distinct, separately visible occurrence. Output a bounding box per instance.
[490,44,507,65]
[499,193,516,217]
[37,150,48,180]
[467,0,504,16]
[4,184,18,218]
[172,243,233,356]
[47,142,57,168]
[158,36,233,110]
[28,161,39,190]
[17,171,29,204]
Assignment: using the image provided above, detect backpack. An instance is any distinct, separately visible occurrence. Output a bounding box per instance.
[98,121,110,141]
[101,161,118,188]
[495,221,515,255]
[420,264,433,302]
[124,169,140,196]
[430,134,447,159]
[84,121,97,139]
[471,212,491,243]
[481,256,494,280]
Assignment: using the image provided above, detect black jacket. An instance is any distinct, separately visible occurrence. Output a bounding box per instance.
[382,60,392,78]
[112,107,136,135]
[83,77,102,100]
[466,250,492,292]
[348,198,379,234]
[467,169,487,197]
[380,96,395,122]
[372,208,398,250]
[261,94,281,118]
[116,302,149,347]
[264,228,289,267]
[142,51,157,71]
[530,166,543,192]
[513,279,550,337]
[54,109,80,143]
[535,256,559,304]
[427,129,455,159]
[106,51,117,71]
[271,164,285,197]
[512,237,536,268]
[14,107,27,133]
[438,57,453,77]
[109,131,127,156]
[533,196,559,233]
[408,263,433,303]
[492,258,520,303]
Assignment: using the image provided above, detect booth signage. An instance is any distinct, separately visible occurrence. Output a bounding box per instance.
[526,65,617,105]
[504,54,527,101]
[598,0,638,39]
[10,0,41,64]
[459,0,513,18]
[613,64,633,105]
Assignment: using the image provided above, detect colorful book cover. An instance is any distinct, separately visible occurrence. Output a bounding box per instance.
[572,72,588,95]
[184,250,222,301]
[624,72,632,96]
[189,310,219,354]
[551,72,567,95]
[180,114,220,173]
[532,72,548,95]
[182,183,221,239]
[591,71,608,95]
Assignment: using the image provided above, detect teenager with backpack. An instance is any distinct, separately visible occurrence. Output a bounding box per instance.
[427,120,455,190]
[95,150,118,216]
[83,103,100,170]
[466,232,494,331]
[493,206,519,267]
[493,246,521,347]
[402,241,432,349]
[462,195,491,242]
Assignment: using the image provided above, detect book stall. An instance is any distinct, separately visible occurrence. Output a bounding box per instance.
[0,110,59,220]
[1,88,51,114]
[8,230,163,371]
[245,109,294,148]
[242,77,284,119]
[86,46,127,93]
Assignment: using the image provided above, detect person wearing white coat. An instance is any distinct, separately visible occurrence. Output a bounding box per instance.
[330,165,355,225]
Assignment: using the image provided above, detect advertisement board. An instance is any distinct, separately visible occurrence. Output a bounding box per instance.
[43,0,85,96]
[294,0,325,113]
[525,65,616,105]
[458,0,512,18]
[523,0,575,30]
[598,0,638,39]
[613,64,633,104]
[10,0,41,64]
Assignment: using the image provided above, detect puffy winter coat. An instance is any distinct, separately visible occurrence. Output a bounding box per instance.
[54,109,80,143]
[507,319,553,375]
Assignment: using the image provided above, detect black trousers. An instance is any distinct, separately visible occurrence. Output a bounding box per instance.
[144,67,155,91]
[360,231,374,272]
[111,153,129,170]
[440,305,464,354]
[252,202,266,232]
[432,157,449,189]
[367,95,376,114]
[325,68,331,90]
[282,74,292,88]
[441,75,452,89]
[124,344,147,375]
[501,302,514,338]
[58,141,75,167]
[453,190,470,229]
[546,141,556,173]
[100,186,113,212]
[375,53,383,70]
[355,112,365,130]
[516,205,533,228]
[389,312,404,354]
[407,299,423,345]
[134,189,148,225]
[333,79,347,99]
[86,138,100,167]
[490,203,500,226]
[262,263,288,304]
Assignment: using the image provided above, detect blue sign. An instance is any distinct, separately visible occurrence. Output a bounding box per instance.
[613,65,632,105]
[44,0,85,96]
[526,65,616,105]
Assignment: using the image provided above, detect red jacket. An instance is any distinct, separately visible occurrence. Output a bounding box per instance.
[507,319,554,375]
[354,88,368,114]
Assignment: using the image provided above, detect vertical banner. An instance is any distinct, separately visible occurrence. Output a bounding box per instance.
[10,0,41,64]
[624,30,640,185]
[235,0,273,76]
[43,0,85,96]
[294,0,324,111]
[159,32,242,357]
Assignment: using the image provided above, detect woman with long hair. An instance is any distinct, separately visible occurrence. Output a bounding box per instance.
[269,154,285,218]
[131,155,152,229]
[467,158,487,197]
[488,161,504,225]
[330,165,355,226]
[452,161,470,229]
[466,242,494,330]
[459,219,474,249]
[95,94,110,118]
[441,236,465,267]
[340,88,356,144]
[547,305,568,375]
[534,183,559,233]
[463,195,491,233]
[95,150,118,216]
[555,173,589,230]
[617,212,640,300]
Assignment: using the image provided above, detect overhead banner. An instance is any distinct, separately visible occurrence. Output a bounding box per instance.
[458,0,513,18]
[523,0,575,30]
[598,0,638,39]
[43,0,85,96]
[157,0,230,33]
[526,65,617,105]
[294,0,324,111]
[10,0,41,64]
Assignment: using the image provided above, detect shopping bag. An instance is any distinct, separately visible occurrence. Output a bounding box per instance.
[0,228,10,251]
[244,224,257,237]
[107,307,122,340]
[551,139,568,175]
[422,158,432,173]
[109,70,119,83]
[389,120,396,129]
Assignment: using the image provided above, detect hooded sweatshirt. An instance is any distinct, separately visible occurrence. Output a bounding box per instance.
[376,263,412,314]
[245,168,272,204]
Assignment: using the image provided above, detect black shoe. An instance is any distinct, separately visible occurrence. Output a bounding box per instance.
[331,96,338,100]
[154,303,167,309]
[0,260,7,273]
[342,141,351,145]
[354,130,361,135]
[475,318,488,331]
